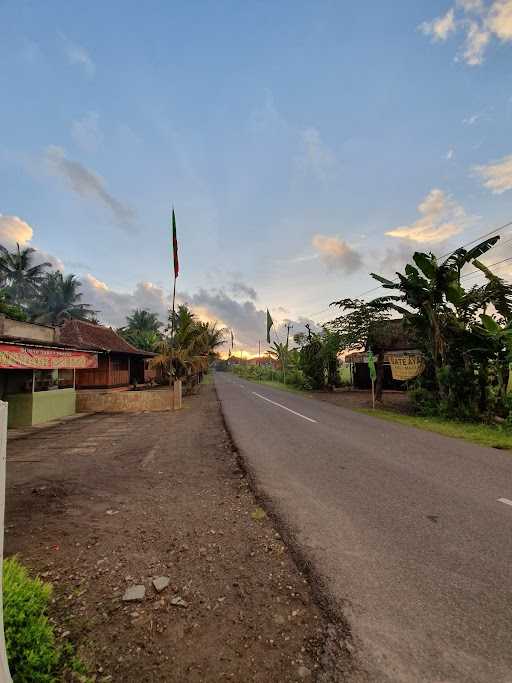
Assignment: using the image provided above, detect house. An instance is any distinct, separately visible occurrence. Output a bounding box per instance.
[0,316,98,427]
[59,319,155,390]
[345,318,421,390]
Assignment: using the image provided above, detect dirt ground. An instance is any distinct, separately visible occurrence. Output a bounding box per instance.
[4,382,351,682]
[311,388,411,414]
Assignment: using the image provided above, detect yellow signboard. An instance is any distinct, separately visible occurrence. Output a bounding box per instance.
[389,354,425,381]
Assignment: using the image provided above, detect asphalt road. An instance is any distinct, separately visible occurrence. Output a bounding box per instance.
[215,372,512,682]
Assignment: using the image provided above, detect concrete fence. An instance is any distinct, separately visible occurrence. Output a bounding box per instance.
[77,388,172,413]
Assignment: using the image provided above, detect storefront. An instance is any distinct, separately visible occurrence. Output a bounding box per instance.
[0,341,98,428]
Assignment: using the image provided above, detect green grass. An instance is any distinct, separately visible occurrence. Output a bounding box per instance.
[358,408,512,450]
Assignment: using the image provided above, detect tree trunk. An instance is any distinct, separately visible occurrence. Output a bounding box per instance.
[375,351,385,402]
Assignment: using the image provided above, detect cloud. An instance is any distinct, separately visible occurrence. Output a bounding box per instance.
[296,127,336,182]
[81,276,170,327]
[311,235,363,273]
[385,189,466,243]
[0,215,33,247]
[71,111,101,153]
[487,0,512,39]
[462,20,490,64]
[420,8,457,40]
[45,146,136,230]
[230,280,258,300]
[420,0,512,65]
[185,288,319,354]
[474,153,512,193]
[60,33,95,77]
[463,112,482,125]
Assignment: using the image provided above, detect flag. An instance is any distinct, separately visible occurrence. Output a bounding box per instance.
[368,349,377,383]
[231,330,234,349]
[172,208,179,279]
[266,309,273,343]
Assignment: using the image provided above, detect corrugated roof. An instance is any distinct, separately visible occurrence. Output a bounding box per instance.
[59,319,153,356]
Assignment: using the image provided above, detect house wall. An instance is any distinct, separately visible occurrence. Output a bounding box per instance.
[76,388,171,413]
[6,389,77,427]
[32,389,76,425]
[0,316,58,343]
[76,353,131,389]
[6,394,33,428]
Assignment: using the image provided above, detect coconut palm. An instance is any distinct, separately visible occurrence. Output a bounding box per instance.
[125,309,162,334]
[118,309,163,351]
[152,305,225,384]
[30,272,94,325]
[0,243,51,306]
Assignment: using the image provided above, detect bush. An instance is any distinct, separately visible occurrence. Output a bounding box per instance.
[3,557,90,682]
[3,557,60,682]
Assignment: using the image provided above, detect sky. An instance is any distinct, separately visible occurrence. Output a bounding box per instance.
[1,0,512,354]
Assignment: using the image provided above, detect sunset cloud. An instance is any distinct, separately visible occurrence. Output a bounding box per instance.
[0,215,33,247]
[474,153,512,193]
[420,0,512,65]
[311,235,363,273]
[385,189,466,243]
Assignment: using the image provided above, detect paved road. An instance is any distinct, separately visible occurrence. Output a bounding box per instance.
[215,372,512,682]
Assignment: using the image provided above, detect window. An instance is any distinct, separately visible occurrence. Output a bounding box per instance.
[34,369,74,392]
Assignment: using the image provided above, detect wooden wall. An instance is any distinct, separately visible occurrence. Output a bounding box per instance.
[76,353,130,389]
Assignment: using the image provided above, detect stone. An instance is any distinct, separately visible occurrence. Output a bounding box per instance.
[298,666,311,679]
[122,585,145,602]
[152,576,170,593]
[170,596,188,608]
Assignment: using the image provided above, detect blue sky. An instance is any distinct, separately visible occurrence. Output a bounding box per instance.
[1,0,512,353]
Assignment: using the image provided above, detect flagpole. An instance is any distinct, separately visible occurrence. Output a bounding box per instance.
[170,276,176,390]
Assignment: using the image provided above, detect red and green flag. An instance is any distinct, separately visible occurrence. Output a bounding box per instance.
[172,208,179,279]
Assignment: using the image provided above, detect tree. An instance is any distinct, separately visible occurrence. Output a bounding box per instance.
[326,298,392,400]
[0,289,28,321]
[152,305,225,387]
[118,309,163,351]
[125,309,162,334]
[0,244,50,306]
[30,272,94,325]
[369,236,503,418]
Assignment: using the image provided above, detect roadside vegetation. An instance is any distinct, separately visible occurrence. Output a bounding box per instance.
[227,235,512,443]
[3,557,91,682]
[358,409,512,450]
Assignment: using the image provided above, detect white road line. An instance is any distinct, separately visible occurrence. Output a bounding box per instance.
[498,497,512,507]
[252,392,317,423]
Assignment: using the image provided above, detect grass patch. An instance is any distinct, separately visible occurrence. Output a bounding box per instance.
[358,408,512,450]
[3,556,92,682]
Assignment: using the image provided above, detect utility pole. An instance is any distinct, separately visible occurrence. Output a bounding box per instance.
[258,340,261,366]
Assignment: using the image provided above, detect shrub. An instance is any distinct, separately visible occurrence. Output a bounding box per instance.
[3,557,91,683]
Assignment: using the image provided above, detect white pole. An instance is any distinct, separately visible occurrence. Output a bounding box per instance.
[371,379,375,409]
[0,401,12,681]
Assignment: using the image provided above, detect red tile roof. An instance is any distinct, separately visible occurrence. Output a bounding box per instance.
[59,320,153,356]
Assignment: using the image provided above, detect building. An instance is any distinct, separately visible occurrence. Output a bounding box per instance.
[345,318,420,390]
[0,316,98,427]
[59,319,155,390]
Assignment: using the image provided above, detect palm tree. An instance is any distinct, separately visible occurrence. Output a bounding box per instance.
[0,243,51,306]
[30,272,94,325]
[198,321,227,362]
[152,305,224,384]
[118,309,163,351]
[125,309,162,334]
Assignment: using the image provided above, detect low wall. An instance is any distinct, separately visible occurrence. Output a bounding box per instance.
[77,388,172,413]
